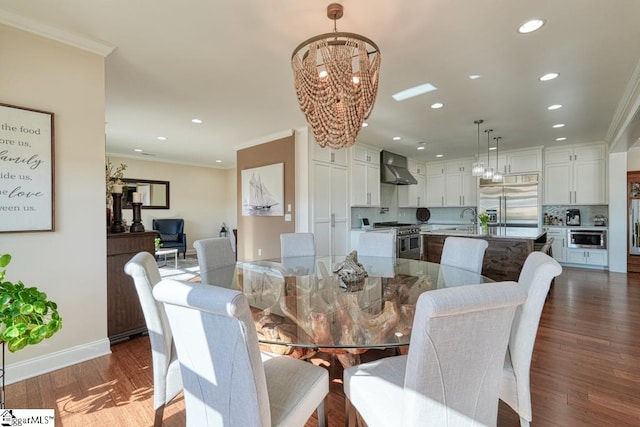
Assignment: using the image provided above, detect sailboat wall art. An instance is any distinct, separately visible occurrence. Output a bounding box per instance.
[241,163,284,217]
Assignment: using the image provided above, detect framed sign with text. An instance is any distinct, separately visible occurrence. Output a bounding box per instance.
[0,103,54,232]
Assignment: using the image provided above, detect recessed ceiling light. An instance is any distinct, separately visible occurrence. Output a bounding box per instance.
[553,123,565,128]
[192,118,203,124]
[469,75,481,80]
[539,72,559,81]
[392,83,437,101]
[431,102,444,109]
[134,148,143,152]
[489,147,497,151]
[518,19,545,34]
[215,159,222,163]
[548,104,562,110]
[393,136,401,141]
[157,136,167,140]
[436,154,443,158]
[556,137,567,141]
[417,146,425,150]
[362,122,368,127]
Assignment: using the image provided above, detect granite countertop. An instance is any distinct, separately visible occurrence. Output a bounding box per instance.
[421,226,547,240]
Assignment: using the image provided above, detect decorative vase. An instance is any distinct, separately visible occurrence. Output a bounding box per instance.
[110,193,125,233]
[129,202,145,232]
[481,224,488,234]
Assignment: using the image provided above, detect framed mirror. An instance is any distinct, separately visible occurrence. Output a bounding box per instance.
[121,178,170,209]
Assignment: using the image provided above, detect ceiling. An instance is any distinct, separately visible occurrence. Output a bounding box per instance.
[2,0,640,169]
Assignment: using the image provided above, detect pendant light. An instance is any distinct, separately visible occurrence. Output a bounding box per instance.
[291,3,381,149]
[482,129,494,179]
[492,136,503,182]
[471,119,485,176]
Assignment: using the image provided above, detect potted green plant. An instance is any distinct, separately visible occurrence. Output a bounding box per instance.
[0,254,62,352]
[478,211,490,233]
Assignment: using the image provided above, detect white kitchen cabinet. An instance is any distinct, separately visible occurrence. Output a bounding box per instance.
[425,162,445,207]
[505,149,542,174]
[408,158,426,176]
[312,159,349,257]
[543,143,606,205]
[545,228,567,262]
[479,148,542,175]
[350,144,380,206]
[398,158,426,207]
[425,159,476,207]
[565,248,608,267]
[311,142,348,165]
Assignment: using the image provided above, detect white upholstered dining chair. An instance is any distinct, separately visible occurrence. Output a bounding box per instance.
[440,236,488,274]
[152,279,329,427]
[343,281,527,427]
[280,232,316,258]
[193,237,236,285]
[358,231,396,257]
[500,251,562,427]
[123,252,182,427]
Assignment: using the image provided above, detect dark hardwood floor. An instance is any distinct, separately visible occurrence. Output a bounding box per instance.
[6,266,640,426]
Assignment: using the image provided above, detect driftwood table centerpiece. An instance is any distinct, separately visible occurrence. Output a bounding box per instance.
[237,254,439,367]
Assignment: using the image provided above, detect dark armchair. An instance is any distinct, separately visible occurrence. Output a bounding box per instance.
[152,219,187,259]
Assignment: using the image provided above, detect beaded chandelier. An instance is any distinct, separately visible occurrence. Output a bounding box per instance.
[291,3,381,149]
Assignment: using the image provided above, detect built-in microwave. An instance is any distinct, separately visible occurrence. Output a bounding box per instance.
[567,229,607,249]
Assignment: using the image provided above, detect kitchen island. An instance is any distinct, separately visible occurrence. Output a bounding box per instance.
[420,227,547,281]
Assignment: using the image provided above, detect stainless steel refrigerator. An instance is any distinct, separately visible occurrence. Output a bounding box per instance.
[478,174,540,227]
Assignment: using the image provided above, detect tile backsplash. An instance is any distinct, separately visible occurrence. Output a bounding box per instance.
[542,205,608,226]
[350,182,609,228]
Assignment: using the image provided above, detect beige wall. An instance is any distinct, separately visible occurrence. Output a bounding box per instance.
[1,24,109,379]
[628,149,640,170]
[237,136,296,260]
[108,156,236,252]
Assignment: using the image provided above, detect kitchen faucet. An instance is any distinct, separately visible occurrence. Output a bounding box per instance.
[460,207,477,225]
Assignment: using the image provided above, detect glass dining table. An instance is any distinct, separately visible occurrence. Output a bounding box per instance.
[203,254,494,367]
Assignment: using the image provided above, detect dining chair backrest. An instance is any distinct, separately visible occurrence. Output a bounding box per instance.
[500,251,562,426]
[440,236,488,274]
[152,279,329,426]
[193,237,236,285]
[344,281,527,427]
[403,281,527,426]
[358,231,396,257]
[123,252,182,426]
[280,232,316,258]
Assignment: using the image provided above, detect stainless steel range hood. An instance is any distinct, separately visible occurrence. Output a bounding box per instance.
[380,150,418,185]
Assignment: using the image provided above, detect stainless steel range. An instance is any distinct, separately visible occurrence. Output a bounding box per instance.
[373,222,421,259]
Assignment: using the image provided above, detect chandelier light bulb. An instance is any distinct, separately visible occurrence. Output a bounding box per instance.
[483,167,494,180]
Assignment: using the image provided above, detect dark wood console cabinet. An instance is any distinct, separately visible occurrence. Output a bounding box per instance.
[107,231,156,344]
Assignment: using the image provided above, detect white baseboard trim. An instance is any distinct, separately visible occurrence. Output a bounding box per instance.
[5,339,112,385]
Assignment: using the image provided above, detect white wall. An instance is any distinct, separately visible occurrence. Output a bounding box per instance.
[1,24,110,381]
[627,149,640,170]
[609,152,627,272]
[109,156,237,253]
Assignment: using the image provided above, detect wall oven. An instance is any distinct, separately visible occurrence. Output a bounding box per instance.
[373,222,421,259]
[567,229,607,249]
[398,230,421,259]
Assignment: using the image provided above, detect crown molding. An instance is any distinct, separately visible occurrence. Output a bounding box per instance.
[0,9,116,57]
[233,129,295,151]
[607,56,640,152]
